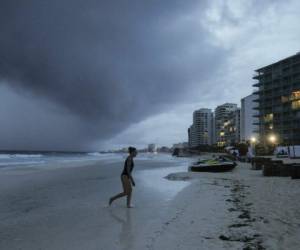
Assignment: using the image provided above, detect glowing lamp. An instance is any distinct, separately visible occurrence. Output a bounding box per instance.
[268,135,276,143]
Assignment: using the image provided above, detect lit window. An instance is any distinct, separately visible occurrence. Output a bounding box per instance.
[264,113,273,122]
[291,90,300,101]
[281,96,289,103]
[292,100,300,110]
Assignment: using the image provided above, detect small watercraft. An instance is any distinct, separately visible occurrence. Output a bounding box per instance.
[189,156,236,172]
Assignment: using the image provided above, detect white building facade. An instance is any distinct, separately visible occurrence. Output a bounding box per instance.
[240,94,259,142]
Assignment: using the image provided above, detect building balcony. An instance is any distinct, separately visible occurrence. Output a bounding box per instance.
[259,102,275,108]
[253,74,261,80]
[281,117,300,123]
[253,90,261,95]
[259,79,273,85]
[253,121,261,125]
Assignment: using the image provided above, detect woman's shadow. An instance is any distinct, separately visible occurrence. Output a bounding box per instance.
[109,208,134,250]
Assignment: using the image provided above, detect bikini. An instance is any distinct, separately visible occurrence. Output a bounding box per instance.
[121,157,134,177]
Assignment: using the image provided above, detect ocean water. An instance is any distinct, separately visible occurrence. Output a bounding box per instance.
[0,152,120,168]
[0,152,187,169]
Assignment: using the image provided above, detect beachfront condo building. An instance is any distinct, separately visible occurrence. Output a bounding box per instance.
[212,113,216,144]
[148,144,156,152]
[214,103,238,146]
[224,108,241,145]
[253,52,300,145]
[240,94,259,142]
[188,108,213,147]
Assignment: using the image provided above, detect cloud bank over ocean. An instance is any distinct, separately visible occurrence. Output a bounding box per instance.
[0,0,300,150]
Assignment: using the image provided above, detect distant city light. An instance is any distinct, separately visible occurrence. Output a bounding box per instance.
[250,137,256,143]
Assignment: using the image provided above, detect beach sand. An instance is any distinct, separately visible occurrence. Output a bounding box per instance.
[0,155,299,250]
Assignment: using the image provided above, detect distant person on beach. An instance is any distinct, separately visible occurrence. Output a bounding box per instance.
[247,146,254,163]
[109,147,137,208]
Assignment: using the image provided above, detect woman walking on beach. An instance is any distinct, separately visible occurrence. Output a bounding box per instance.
[109,147,137,208]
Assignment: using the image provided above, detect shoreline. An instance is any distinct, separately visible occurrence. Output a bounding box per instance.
[1,156,299,249]
[0,155,191,250]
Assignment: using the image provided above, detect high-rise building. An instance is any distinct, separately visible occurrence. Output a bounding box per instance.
[188,125,197,147]
[212,113,216,144]
[214,103,238,146]
[224,108,241,145]
[148,144,156,152]
[188,108,213,147]
[240,94,259,142]
[253,52,300,145]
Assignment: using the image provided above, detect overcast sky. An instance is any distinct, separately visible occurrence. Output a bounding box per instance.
[0,0,300,151]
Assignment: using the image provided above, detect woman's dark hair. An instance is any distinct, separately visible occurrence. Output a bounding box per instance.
[128,147,137,154]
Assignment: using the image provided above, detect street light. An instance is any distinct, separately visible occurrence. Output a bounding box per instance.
[268,134,276,144]
[250,137,256,143]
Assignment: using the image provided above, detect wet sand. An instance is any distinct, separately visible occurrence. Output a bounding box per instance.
[1,155,300,250]
[0,155,190,250]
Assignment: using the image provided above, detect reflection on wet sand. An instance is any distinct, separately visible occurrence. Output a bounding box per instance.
[109,208,133,250]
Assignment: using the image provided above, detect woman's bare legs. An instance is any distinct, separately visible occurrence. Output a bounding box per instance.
[109,175,132,207]
[126,188,132,208]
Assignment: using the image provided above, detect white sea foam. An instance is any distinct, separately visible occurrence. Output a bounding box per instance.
[0,161,46,166]
[87,152,103,157]
[0,152,120,169]
[12,154,43,158]
[0,154,11,159]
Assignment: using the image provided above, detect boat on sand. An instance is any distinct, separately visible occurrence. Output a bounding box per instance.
[189,156,236,172]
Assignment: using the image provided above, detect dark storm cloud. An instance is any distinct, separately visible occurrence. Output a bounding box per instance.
[0,0,226,150]
[0,85,103,151]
